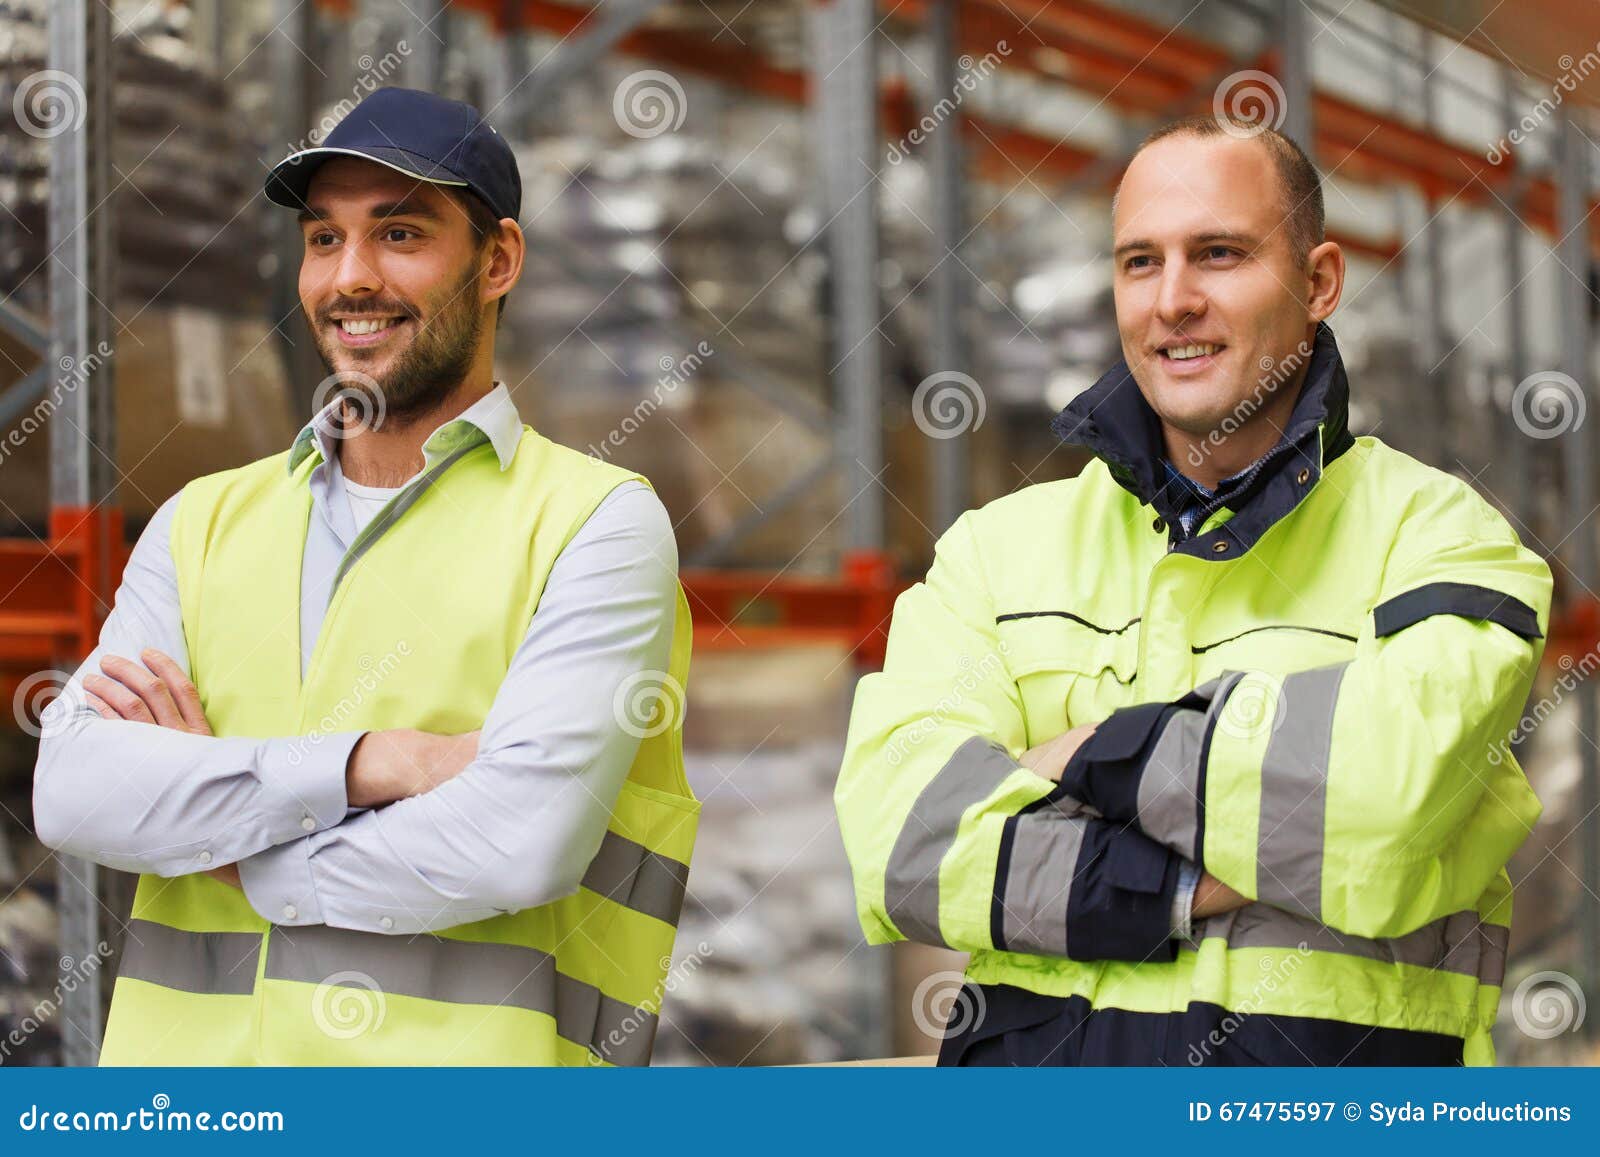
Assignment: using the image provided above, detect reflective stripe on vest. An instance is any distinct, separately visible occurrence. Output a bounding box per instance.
[117,918,665,1067]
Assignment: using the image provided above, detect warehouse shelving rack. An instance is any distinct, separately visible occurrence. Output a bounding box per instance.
[5,0,1600,1062]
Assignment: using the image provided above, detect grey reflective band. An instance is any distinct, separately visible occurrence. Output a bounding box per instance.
[581,830,690,927]
[1136,707,1209,861]
[994,813,1084,956]
[117,919,262,996]
[884,736,1020,948]
[1373,582,1542,641]
[260,926,661,1066]
[1201,905,1510,985]
[1254,663,1349,921]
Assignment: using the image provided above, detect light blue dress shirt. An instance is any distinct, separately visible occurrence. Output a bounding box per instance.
[32,383,679,936]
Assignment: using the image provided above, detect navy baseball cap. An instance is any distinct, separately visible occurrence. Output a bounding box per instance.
[264,87,521,223]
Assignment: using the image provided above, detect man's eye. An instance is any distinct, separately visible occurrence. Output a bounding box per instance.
[309,232,336,247]
[384,227,416,243]
[1125,255,1154,270]
[1204,246,1237,261]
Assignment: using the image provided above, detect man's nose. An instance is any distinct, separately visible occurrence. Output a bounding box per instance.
[333,240,381,299]
[1154,261,1206,327]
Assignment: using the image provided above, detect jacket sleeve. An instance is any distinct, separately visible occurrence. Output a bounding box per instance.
[837,513,1184,963]
[1059,499,1551,941]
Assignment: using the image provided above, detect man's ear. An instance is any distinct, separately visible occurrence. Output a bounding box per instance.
[1305,240,1344,322]
[483,218,525,313]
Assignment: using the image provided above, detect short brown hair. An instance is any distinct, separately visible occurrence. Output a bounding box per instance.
[1116,115,1325,266]
[449,187,510,321]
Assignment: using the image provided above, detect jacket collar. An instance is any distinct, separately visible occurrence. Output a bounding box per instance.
[1050,321,1355,558]
[288,380,524,478]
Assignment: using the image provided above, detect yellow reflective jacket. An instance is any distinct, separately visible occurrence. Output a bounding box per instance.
[837,323,1549,1065]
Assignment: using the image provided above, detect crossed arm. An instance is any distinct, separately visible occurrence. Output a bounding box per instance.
[32,483,679,935]
[837,500,1549,962]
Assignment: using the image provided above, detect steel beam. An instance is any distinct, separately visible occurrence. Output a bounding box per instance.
[1276,0,1312,156]
[812,0,885,553]
[926,0,969,536]
[1555,108,1600,1034]
[520,0,671,113]
[47,0,117,1068]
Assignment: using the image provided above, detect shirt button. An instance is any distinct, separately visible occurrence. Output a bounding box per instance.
[1152,517,1165,532]
[1296,467,1311,485]
[198,850,213,865]
[379,916,394,931]
[300,816,316,832]
[282,904,298,920]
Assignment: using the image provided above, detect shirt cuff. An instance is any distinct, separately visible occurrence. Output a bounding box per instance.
[238,833,324,926]
[1062,820,1182,963]
[257,730,363,843]
[1171,858,1201,941]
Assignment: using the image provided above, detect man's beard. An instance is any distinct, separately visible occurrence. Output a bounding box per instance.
[309,263,484,424]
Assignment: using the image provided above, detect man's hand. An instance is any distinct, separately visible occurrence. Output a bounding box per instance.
[82,649,212,735]
[1019,723,1097,782]
[83,649,241,885]
[345,729,481,808]
[1193,873,1250,918]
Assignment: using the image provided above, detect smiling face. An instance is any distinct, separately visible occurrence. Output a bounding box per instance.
[1112,132,1341,464]
[297,157,494,421]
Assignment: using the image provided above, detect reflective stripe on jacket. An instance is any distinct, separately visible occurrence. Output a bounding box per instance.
[100,428,698,1066]
[836,323,1550,1065]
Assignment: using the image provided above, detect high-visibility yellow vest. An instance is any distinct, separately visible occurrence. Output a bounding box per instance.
[99,426,698,1066]
[837,326,1551,1065]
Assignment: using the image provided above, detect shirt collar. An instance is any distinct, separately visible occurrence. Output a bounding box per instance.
[1050,321,1352,524]
[288,381,523,477]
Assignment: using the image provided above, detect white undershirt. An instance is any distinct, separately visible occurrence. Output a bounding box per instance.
[343,475,409,535]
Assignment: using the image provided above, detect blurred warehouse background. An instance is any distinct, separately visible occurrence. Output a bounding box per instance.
[2,0,1600,1065]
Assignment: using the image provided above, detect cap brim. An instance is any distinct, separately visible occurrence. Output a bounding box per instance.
[263,145,470,210]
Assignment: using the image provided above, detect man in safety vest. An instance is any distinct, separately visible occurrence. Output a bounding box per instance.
[33,88,699,1066]
[836,114,1550,1065]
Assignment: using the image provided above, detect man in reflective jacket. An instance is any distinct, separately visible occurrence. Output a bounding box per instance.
[836,115,1550,1066]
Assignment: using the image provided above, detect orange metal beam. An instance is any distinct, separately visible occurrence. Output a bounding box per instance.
[682,551,903,665]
